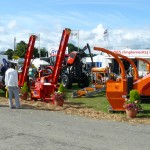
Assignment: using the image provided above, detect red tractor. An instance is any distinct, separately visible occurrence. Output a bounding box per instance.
[47,43,93,89]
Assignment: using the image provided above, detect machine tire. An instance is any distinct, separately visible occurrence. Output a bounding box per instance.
[61,74,72,89]
[78,73,89,88]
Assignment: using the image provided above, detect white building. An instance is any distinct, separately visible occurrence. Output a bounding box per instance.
[103,48,150,76]
[85,54,111,69]
[85,48,150,76]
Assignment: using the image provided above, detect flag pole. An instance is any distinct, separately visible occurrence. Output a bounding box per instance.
[78,30,79,52]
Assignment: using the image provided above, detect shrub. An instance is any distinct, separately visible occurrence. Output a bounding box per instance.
[21,82,29,93]
[124,90,141,110]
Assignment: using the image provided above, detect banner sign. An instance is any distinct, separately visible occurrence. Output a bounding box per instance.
[103,49,150,57]
[49,47,68,56]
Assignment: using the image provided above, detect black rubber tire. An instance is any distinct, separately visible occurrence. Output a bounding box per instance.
[61,74,72,89]
[78,73,89,88]
[78,82,85,88]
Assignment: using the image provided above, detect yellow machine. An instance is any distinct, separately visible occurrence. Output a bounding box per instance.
[72,67,107,98]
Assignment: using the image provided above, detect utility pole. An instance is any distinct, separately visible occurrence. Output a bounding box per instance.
[77,30,79,51]
[71,30,79,51]
[38,34,40,58]
[14,37,16,51]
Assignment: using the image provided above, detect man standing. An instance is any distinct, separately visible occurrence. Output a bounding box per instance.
[5,63,21,109]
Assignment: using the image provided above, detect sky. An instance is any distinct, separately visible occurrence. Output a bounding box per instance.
[0,0,150,54]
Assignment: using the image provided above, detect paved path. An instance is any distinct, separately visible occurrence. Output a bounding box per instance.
[0,107,149,150]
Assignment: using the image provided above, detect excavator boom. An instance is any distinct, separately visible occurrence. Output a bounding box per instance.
[18,35,37,87]
[30,28,71,102]
[52,29,71,84]
[135,57,150,73]
[94,47,127,111]
[116,53,139,80]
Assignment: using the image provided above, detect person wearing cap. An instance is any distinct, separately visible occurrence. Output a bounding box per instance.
[5,63,21,109]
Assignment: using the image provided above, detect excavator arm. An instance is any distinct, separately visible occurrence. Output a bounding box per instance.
[132,57,150,98]
[135,57,150,73]
[116,53,139,80]
[18,35,37,87]
[94,47,127,111]
[30,28,71,102]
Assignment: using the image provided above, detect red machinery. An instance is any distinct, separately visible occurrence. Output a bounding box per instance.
[30,28,71,102]
[47,43,93,89]
[18,35,37,87]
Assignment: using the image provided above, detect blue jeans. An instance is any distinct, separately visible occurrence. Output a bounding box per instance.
[8,86,20,108]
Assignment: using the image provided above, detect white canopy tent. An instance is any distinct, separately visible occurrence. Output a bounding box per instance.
[85,55,112,68]
[31,58,50,69]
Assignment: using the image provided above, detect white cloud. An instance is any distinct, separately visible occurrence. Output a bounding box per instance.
[0,14,150,54]
[7,20,17,29]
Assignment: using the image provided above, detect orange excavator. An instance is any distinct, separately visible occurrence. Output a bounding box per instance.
[116,55,150,102]
[121,56,150,101]
[18,28,71,103]
[94,47,150,111]
[133,57,150,101]
[135,57,150,74]
[94,47,128,111]
[114,53,139,95]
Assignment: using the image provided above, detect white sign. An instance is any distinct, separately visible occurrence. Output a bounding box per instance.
[49,47,68,56]
[50,48,58,55]
[110,49,150,57]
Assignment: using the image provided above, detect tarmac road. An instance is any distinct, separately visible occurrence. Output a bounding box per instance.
[0,107,149,150]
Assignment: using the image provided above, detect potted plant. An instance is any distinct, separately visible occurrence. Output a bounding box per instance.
[124,89,142,118]
[52,84,66,106]
[20,82,29,100]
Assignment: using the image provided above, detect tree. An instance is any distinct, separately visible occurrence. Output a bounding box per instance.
[14,41,28,58]
[4,49,14,59]
[40,47,48,57]
[68,43,79,53]
[67,43,91,57]
[13,41,39,58]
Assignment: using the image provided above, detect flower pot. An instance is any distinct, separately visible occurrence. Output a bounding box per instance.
[20,92,28,100]
[126,108,138,118]
[51,92,65,106]
[54,99,64,107]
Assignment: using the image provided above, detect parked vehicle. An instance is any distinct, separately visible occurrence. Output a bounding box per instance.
[47,43,93,89]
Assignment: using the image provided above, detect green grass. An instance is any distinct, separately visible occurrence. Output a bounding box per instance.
[66,90,109,112]
[65,84,150,116]
[1,85,150,117]
[65,84,111,113]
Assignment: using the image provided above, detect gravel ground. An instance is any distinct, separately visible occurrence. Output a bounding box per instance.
[0,97,150,124]
[0,104,150,150]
